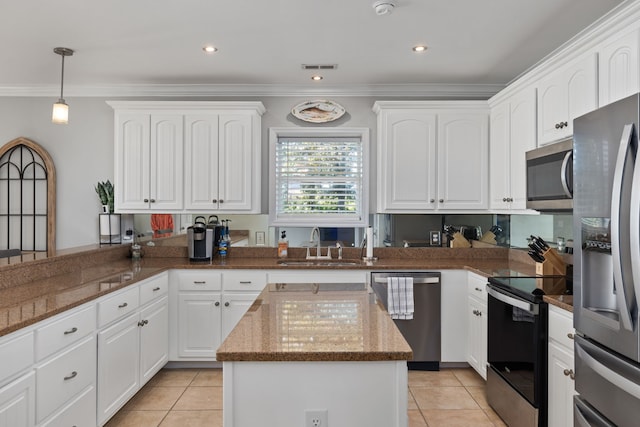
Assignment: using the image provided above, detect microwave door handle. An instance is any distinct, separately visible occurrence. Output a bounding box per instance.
[611,123,635,331]
[560,150,573,198]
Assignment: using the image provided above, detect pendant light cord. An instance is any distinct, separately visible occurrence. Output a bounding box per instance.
[59,54,65,101]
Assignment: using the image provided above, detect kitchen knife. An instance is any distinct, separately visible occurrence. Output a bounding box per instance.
[528,250,545,263]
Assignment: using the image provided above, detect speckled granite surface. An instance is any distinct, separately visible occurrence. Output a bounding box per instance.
[216,283,413,362]
[544,295,574,312]
[0,244,565,337]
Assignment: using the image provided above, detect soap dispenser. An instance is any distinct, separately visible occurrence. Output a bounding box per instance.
[278,231,289,258]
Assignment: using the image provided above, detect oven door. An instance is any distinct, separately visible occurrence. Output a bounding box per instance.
[487,285,547,407]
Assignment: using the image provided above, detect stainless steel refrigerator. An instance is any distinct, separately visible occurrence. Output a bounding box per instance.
[573,93,640,427]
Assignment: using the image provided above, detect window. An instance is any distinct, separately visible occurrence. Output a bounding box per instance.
[269,128,369,227]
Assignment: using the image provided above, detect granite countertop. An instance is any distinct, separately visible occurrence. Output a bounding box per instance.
[216,283,413,362]
[0,245,570,337]
[544,295,574,312]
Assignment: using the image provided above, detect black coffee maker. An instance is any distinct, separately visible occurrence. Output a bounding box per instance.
[187,216,213,261]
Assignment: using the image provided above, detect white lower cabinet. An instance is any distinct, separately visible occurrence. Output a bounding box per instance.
[171,270,265,361]
[548,305,575,427]
[97,274,169,426]
[466,272,487,379]
[39,385,95,427]
[0,371,35,427]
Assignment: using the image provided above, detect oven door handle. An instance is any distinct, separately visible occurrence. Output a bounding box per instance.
[488,287,538,314]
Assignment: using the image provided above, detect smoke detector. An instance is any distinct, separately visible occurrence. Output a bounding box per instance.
[373,0,396,15]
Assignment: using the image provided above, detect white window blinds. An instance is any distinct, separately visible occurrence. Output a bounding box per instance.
[272,136,365,225]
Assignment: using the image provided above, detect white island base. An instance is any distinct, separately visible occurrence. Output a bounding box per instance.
[223,360,408,427]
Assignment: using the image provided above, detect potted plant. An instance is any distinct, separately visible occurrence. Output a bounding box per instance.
[95,180,114,213]
[95,180,119,243]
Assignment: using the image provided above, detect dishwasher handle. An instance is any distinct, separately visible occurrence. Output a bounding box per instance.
[372,276,440,285]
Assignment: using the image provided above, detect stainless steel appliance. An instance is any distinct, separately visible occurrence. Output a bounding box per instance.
[573,93,640,427]
[526,138,573,211]
[187,218,214,261]
[370,271,441,370]
[486,276,549,427]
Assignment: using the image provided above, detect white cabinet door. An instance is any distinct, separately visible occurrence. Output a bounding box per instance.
[0,372,34,427]
[548,342,575,427]
[115,113,151,211]
[177,293,222,359]
[139,296,169,386]
[377,110,437,211]
[438,112,489,210]
[598,28,640,107]
[489,102,511,210]
[221,293,260,341]
[537,53,597,145]
[149,115,183,210]
[218,114,255,211]
[508,87,537,209]
[466,296,487,379]
[440,270,468,363]
[185,115,220,210]
[97,313,140,425]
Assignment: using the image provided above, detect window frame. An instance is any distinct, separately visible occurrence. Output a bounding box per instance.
[269,127,369,227]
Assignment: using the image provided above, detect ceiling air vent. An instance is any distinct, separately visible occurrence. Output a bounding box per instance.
[301,64,338,70]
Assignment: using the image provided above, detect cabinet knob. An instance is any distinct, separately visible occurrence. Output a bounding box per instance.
[225,302,230,307]
[138,320,145,327]
[215,301,220,307]
[144,198,149,203]
[563,369,575,380]
[555,123,561,129]
[439,199,444,203]
[430,199,435,203]
[212,199,217,203]
[150,199,156,203]
[509,197,514,202]
[503,198,507,202]
[475,287,482,292]
[219,199,224,203]
[567,332,574,340]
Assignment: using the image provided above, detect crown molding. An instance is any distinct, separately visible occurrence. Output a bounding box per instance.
[0,83,504,99]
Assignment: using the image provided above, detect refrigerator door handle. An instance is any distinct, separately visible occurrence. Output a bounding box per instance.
[576,337,640,401]
[560,150,573,198]
[611,123,635,331]
[631,128,640,311]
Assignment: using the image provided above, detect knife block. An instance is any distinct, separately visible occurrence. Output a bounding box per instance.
[450,232,471,248]
[535,249,566,276]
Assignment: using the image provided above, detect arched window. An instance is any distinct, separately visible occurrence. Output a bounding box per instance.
[0,137,56,256]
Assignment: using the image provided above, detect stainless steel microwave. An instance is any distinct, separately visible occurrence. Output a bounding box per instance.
[525,139,573,211]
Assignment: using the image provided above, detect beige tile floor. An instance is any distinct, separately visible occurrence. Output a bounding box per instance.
[106,367,507,427]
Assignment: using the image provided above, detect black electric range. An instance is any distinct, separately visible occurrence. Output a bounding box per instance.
[488,275,571,303]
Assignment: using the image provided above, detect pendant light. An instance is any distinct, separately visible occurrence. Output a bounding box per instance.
[52,47,74,124]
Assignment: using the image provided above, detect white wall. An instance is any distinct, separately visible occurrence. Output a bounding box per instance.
[0,96,379,249]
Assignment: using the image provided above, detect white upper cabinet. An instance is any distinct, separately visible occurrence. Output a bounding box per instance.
[374,101,488,213]
[537,53,598,146]
[376,109,437,211]
[598,28,640,107]
[489,87,536,210]
[109,101,265,214]
[437,112,489,210]
[114,113,183,211]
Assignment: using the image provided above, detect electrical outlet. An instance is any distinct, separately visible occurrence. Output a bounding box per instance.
[255,231,265,246]
[305,409,328,427]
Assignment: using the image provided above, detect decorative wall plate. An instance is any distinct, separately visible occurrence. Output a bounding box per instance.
[291,100,346,123]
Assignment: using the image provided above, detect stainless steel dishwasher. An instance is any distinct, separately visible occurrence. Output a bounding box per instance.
[370,271,441,370]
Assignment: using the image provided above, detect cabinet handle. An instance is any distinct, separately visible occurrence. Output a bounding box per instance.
[64,327,78,335]
[212,199,218,203]
[153,287,161,291]
[118,302,128,308]
[193,281,206,284]
[563,369,575,380]
[64,371,78,381]
[567,332,574,340]
[225,302,230,307]
[138,320,144,327]
[239,281,252,284]
[215,301,220,307]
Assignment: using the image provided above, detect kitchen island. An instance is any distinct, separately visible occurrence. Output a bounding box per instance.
[216,282,412,427]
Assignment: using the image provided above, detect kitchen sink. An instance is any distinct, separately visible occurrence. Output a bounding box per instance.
[276,260,361,267]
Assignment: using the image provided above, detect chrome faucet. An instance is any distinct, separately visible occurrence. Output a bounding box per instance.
[336,242,343,260]
[310,226,321,254]
[306,226,331,259]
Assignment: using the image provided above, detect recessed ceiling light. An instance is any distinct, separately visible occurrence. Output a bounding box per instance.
[311,75,323,81]
[202,45,218,54]
[412,45,428,53]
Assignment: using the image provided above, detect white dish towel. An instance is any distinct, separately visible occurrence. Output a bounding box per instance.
[387,277,414,320]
